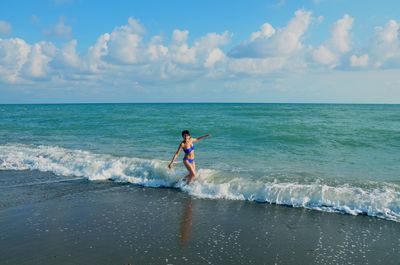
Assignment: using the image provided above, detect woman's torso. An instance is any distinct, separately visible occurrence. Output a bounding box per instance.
[182,140,195,159]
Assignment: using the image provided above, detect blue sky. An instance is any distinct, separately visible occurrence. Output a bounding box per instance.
[1,0,400,103]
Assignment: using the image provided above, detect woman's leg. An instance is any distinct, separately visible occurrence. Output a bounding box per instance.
[183,160,196,184]
[192,161,196,172]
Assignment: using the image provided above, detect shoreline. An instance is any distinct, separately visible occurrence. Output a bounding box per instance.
[1,170,399,265]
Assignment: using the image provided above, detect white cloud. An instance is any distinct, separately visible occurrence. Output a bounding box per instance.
[108,32,142,64]
[225,10,312,76]
[58,40,81,68]
[331,14,354,53]
[276,10,312,54]
[228,57,286,75]
[350,54,369,67]
[0,38,30,83]
[250,23,275,41]
[126,17,145,35]
[228,10,312,58]
[168,29,196,64]
[104,17,146,64]
[369,20,400,68]
[0,20,12,35]
[170,40,196,64]
[169,30,230,66]
[312,45,337,66]
[2,11,400,104]
[195,32,230,51]
[0,39,55,82]
[147,36,168,61]
[172,29,189,43]
[87,33,110,72]
[312,14,354,67]
[23,42,56,78]
[43,17,72,39]
[204,48,225,68]
[375,20,399,43]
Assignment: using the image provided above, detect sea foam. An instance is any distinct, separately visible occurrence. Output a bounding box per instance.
[1,144,399,222]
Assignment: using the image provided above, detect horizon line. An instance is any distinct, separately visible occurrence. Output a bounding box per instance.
[0,102,400,105]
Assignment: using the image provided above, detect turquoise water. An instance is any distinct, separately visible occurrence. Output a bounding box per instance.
[1,103,399,221]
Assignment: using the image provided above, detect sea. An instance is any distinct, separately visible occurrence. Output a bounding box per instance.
[0,103,399,222]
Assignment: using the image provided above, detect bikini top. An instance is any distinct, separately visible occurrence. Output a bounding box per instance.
[183,143,195,154]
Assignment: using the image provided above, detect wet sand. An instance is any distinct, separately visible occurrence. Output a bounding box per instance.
[0,170,399,265]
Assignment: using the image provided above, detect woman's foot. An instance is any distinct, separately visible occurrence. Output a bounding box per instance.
[185,176,195,185]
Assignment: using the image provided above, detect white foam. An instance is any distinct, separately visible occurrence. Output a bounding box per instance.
[1,143,399,222]
[0,143,180,187]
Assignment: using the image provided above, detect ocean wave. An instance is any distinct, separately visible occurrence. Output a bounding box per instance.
[0,143,399,222]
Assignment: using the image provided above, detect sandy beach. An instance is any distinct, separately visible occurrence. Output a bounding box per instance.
[1,169,399,265]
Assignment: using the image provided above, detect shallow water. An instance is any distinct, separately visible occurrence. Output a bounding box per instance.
[0,103,399,221]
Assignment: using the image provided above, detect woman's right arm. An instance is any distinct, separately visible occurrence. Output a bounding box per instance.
[168,143,182,169]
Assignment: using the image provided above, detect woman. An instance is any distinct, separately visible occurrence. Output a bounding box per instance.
[168,130,211,184]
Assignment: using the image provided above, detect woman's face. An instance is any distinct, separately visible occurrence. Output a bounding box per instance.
[183,134,190,140]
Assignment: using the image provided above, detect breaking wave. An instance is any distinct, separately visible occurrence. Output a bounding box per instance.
[1,144,399,222]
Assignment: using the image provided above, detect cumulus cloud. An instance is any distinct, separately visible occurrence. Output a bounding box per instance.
[172,29,189,43]
[1,12,400,93]
[0,38,30,83]
[369,20,400,68]
[23,42,56,78]
[249,23,275,41]
[350,54,369,67]
[169,30,196,64]
[57,40,81,69]
[0,20,12,35]
[276,10,312,54]
[0,17,231,85]
[87,33,110,72]
[204,48,225,68]
[229,10,312,58]
[331,14,354,53]
[147,36,168,61]
[312,14,354,67]
[43,17,72,39]
[312,45,337,66]
[344,19,400,70]
[168,30,230,67]
[0,39,56,82]
[225,10,312,76]
[106,17,145,64]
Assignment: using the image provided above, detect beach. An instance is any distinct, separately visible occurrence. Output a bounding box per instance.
[0,103,399,264]
[1,169,399,265]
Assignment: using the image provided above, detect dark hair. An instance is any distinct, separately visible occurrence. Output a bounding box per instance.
[181,130,190,137]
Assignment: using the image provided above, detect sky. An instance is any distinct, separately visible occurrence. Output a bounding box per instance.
[0,0,400,103]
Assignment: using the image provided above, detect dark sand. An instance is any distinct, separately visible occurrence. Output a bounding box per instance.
[0,170,399,265]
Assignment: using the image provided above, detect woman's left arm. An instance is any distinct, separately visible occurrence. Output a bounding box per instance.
[192,134,211,142]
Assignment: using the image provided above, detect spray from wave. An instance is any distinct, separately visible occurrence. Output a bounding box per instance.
[0,144,399,222]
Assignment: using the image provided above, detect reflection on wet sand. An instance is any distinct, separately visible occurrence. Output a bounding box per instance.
[179,197,193,246]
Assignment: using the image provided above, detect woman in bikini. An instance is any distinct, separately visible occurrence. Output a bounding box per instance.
[168,130,211,184]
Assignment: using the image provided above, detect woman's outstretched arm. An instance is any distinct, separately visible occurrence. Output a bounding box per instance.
[168,143,182,169]
[192,134,211,142]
